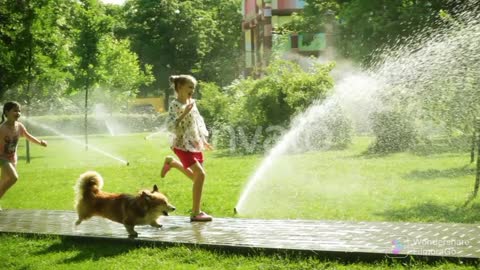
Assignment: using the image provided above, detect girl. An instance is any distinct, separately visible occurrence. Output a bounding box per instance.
[0,101,47,210]
[161,75,213,222]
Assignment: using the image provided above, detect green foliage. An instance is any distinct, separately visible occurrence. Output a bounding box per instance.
[280,0,339,34]
[96,36,154,111]
[369,110,417,153]
[1,0,154,116]
[200,59,345,153]
[0,0,75,100]
[123,0,243,99]
[0,0,32,98]
[72,0,112,92]
[196,0,244,86]
[245,60,335,126]
[196,81,229,128]
[26,113,167,136]
[322,103,353,149]
[417,71,480,138]
[337,0,458,64]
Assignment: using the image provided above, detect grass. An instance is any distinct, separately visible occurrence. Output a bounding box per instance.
[236,136,478,222]
[0,133,478,269]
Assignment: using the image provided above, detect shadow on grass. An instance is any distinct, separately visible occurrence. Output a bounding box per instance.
[376,201,480,223]
[351,136,471,159]
[6,232,478,266]
[17,155,44,162]
[34,237,135,264]
[403,165,476,180]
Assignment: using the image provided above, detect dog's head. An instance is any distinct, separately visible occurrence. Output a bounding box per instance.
[140,185,176,216]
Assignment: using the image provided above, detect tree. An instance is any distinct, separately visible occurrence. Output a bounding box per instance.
[0,0,78,160]
[281,0,340,34]
[72,0,111,149]
[337,0,459,64]
[123,0,243,104]
[0,0,23,99]
[1,0,78,109]
[96,35,154,112]
[193,0,243,86]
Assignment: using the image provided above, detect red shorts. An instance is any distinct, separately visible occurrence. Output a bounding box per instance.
[173,148,204,169]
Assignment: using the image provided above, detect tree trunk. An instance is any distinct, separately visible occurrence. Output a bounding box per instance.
[473,119,480,198]
[465,118,480,206]
[25,0,34,164]
[471,128,476,163]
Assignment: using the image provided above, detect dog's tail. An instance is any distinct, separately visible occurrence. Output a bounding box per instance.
[74,171,104,206]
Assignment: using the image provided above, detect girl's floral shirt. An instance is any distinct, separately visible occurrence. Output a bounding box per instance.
[167,99,208,152]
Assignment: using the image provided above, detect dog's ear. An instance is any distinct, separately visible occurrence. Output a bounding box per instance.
[142,191,152,201]
[152,185,159,193]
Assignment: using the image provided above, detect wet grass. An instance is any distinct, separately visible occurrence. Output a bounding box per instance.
[0,133,478,269]
[236,136,479,222]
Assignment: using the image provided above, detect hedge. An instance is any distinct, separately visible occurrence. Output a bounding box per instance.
[23,113,168,136]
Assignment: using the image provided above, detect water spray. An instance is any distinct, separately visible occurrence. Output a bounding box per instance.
[234,6,480,217]
[26,119,129,166]
[144,128,167,140]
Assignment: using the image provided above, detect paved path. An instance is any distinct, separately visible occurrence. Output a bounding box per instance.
[0,209,478,261]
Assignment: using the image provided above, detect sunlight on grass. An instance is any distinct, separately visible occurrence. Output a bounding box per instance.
[3,134,478,222]
[236,137,477,222]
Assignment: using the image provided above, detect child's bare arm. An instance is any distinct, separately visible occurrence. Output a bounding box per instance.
[20,123,47,147]
[204,141,214,150]
[24,131,47,147]
[174,102,194,127]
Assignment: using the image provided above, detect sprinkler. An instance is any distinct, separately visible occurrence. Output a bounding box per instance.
[126,161,130,166]
[233,207,238,215]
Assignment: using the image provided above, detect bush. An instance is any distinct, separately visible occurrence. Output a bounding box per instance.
[369,110,417,153]
[199,59,352,154]
[197,82,230,128]
[24,113,167,136]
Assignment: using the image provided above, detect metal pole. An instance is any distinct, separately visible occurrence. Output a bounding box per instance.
[25,0,34,163]
[84,84,89,151]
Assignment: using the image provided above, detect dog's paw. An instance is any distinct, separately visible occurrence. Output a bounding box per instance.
[150,223,163,228]
[128,232,138,238]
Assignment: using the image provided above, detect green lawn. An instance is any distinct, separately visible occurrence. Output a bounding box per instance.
[0,133,478,269]
[238,136,479,222]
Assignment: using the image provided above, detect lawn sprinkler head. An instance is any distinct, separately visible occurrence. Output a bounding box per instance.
[126,161,130,166]
[233,207,238,215]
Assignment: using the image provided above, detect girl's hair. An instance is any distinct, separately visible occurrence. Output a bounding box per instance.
[1,101,20,124]
[169,75,197,92]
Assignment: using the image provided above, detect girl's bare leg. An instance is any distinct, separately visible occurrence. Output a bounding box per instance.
[168,158,194,181]
[0,162,19,199]
[162,156,207,215]
[189,162,206,215]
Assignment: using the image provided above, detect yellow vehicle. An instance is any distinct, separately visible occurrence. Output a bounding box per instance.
[131,97,165,113]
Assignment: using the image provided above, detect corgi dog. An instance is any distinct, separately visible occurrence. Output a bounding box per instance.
[74,171,175,237]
